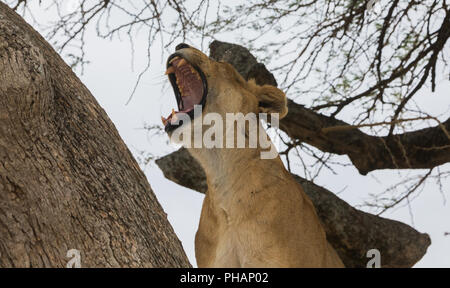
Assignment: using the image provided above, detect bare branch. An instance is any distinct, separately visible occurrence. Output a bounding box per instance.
[209,40,450,175]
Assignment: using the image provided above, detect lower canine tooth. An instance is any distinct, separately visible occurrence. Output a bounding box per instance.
[171,109,178,122]
[161,116,167,126]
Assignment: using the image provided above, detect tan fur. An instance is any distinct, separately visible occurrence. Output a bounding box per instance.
[168,47,344,268]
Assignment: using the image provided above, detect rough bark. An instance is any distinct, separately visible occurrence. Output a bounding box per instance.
[156,148,431,268]
[0,3,190,267]
[209,40,450,175]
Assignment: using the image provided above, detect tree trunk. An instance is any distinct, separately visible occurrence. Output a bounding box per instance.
[0,3,190,268]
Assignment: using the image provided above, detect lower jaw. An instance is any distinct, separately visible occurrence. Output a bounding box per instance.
[164,108,196,133]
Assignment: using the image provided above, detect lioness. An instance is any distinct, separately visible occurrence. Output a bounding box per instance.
[162,43,344,268]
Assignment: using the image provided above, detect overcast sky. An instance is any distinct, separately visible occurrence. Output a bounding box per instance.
[20,1,450,267]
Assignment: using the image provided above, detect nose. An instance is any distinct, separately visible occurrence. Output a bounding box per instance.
[175,43,190,51]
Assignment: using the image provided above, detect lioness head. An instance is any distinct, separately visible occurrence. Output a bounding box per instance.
[162,43,287,142]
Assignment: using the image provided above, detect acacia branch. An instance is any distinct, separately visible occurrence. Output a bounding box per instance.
[209,40,450,175]
[282,103,450,175]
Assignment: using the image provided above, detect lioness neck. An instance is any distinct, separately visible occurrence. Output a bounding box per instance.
[188,145,287,201]
[188,134,345,268]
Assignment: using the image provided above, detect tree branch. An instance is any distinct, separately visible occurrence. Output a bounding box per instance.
[156,148,431,267]
[209,40,450,175]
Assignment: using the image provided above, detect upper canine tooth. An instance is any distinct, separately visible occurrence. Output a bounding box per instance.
[169,56,180,64]
[171,109,178,122]
[177,58,187,67]
[165,66,175,75]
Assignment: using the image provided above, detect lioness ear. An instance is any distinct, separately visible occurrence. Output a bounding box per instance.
[249,79,288,119]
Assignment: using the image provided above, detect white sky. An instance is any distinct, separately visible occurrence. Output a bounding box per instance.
[19,1,450,267]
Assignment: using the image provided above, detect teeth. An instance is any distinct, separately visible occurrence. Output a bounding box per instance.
[176,78,185,97]
[177,58,187,67]
[161,116,168,126]
[171,109,178,122]
[191,67,201,80]
[188,66,201,80]
[165,66,175,75]
[169,56,180,64]
[179,86,184,96]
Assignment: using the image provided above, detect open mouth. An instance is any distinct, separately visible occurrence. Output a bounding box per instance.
[162,53,208,132]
